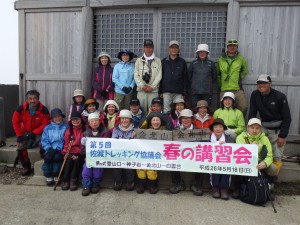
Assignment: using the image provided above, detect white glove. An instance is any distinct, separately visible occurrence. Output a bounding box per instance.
[81,137,87,146]
[224,128,235,136]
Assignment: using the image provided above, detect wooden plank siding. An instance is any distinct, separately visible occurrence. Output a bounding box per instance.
[15,0,300,135]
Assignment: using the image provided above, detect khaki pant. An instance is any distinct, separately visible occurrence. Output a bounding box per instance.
[262,128,285,161]
[220,90,248,117]
[264,163,277,177]
[114,92,132,110]
[137,91,159,113]
[137,169,158,180]
[162,92,183,113]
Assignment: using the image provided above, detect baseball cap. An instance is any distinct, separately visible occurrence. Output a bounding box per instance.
[248,118,262,126]
[257,74,272,83]
[144,39,154,47]
[169,40,179,47]
[130,98,140,106]
[151,97,162,105]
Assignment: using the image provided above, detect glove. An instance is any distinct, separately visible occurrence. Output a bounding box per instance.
[122,87,129,94]
[17,136,24,143]
[224,128,235,136]
[81,137,87,146]
[47,148,55,156]
[126,87,132,93]
[25,132,35,140]
[101,90,108,98]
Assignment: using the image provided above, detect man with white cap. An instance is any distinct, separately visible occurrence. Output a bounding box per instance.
[248,74,291,177]
[160,40,188,113]
[217,38,248,117]
[188,44,217,110]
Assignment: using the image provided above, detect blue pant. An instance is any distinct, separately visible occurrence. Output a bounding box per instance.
[211,174,231,189]
[81,162,104,188]
[42,152,63,177]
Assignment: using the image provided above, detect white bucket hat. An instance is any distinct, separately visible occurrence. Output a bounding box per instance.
[179,109,193,118]
[173,96,185,104]
[248,118,262,126]
[88,112,100,122]
[119,109,133,119]
[196,44,209,53]
[103,100,119,111]
[221,92,235,101]
[97,51,111,61]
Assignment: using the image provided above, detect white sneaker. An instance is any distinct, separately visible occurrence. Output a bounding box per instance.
[268,183,274,191]
[46,177,54,186]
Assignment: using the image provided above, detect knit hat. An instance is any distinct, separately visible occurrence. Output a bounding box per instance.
[84,98,99,110]
[103,100,119,111]
[209,118,227,131]
[25,90,40,99]
[50,108,65,119]
[221,92,235,102]
[88,112,100,122]
[146,112,166,126]
[118,109,133,119]
[70,111,82,120]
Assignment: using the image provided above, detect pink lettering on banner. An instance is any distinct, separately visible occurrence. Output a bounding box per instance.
[195,144,213,162]
[181,148,194,160]
[233,147,252,164]
[215,145,232,163]
[163,143,181,160]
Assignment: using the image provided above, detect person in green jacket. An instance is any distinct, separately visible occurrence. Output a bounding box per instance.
[233,118,277,198]
[217,38,248,117]
[213,92,245,140]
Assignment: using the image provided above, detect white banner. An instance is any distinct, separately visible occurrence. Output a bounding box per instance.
[86,138,258,176]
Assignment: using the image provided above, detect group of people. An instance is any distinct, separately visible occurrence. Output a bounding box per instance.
[12,38,291,200]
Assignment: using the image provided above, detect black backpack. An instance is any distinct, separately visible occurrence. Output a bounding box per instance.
[239,174,269,205]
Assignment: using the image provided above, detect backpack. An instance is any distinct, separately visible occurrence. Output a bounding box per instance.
[239,175,269,205]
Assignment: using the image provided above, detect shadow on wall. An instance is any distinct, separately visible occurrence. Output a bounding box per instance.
[0,85,19,138]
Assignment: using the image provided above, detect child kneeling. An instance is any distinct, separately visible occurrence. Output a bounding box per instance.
[81,112,112,196]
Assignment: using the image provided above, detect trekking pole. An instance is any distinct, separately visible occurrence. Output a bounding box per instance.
[258,170,277,213]
[53,136,74,191]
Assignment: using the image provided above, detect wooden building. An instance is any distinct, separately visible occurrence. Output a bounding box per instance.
[15,0,300,135]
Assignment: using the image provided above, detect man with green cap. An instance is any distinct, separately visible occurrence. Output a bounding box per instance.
[217,38,248,117]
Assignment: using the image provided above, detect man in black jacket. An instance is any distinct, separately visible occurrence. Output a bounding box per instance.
[160,40,188,113]
[248,74,291,178]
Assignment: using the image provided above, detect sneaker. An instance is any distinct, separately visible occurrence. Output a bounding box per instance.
[220,189,229,200]
[46,177,54,186]
[54,177,61,185]
[268,183,275,191]
[212,187,220,199]
[62,181,70,191]
[70,179,78,191]
[82,187,91,196]
[125,181,135,191]
[113,181,122,191]
[91,186,100,194]
[190,185,203,196]
[170,182,186,194]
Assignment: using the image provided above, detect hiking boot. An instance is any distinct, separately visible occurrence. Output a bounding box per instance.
[113,180,122,191]
[231,189,240,199]
[149,180,158,194]
[21,167,31,176]
[82,187,90,196]
[136,179,145,194]
[91,186,100,194]
[70,179,78,191]
[169,182,186,194]
[220,189,229,200]
[190,185,203,196]
[212,187,220,199]
[62,181,70,190]
[46,177,54,186]
[125,181,135,191]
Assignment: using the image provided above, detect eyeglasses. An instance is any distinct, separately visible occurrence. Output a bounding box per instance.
[122,54,129,57]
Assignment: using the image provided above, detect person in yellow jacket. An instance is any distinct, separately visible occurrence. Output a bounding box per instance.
[213,92,245,140]
[136,112,166,194]
[233,118,277,198]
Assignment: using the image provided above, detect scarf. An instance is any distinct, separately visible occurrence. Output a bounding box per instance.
[107,113,116,130]
[143,53,155,63]
[118,123,134,132]
[179,124,194,130]
[210,133,226,143]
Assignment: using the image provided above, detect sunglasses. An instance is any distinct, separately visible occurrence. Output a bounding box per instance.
[228,40,238,44]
